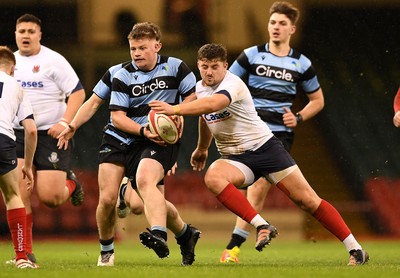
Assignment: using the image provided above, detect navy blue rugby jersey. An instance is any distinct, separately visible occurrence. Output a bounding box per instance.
[108,55,196,144]
[229,43,320,132]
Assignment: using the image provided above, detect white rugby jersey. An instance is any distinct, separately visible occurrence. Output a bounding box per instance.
[195,71,273,156]
[0,71,33,140]
[13,45,81,130]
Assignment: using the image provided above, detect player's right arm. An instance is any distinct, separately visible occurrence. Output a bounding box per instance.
[57,94,105,150]
[21,118,37,189]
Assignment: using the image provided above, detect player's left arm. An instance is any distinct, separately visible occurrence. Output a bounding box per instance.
[64,88,86,122]
[283,88,324,128]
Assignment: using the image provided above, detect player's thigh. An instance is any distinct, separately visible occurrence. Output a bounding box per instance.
[136,158,164,188]
[98,162,125,202]
[205,159,246,194]
[35,169,67,199]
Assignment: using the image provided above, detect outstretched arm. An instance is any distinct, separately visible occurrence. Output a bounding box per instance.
[57,94,105,150]
[149,93,230,116]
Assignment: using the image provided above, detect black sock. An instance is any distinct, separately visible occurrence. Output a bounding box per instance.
[152,229,168,241]
[176,226,191,245]
[226,233,246,249]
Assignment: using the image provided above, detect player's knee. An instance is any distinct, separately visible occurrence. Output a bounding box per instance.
[130,203,144,215]
[100,194,118,208]
[40,195,64,208]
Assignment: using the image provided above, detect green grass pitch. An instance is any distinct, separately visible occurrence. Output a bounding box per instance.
[1,239,399,278]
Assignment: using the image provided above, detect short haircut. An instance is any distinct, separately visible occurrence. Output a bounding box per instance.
[269,1,300,25]
[16,13,42,28]
[127,22,161,41]
[197,43,228,62]
[0,46,16,67]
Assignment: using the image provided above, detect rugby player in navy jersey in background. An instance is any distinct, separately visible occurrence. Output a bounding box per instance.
[393,86,400,127]
[219,1,325,263]
[150,43,369,266]
[8,14,85,264]
[109,22,201,265]
[0,46,38,269]
[58,58,199,266]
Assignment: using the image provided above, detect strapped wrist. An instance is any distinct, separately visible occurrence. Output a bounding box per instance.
[173,105,181,115]
[295,113,303,124]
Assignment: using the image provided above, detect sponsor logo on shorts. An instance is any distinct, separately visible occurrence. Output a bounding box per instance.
[99,147,112,154]
[150,150,156,156]
[48,152,59,164]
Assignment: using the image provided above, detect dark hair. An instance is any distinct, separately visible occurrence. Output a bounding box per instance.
[16,13,42,28]
[0,46,16,66]
[197,43,228,62]
[127,22,161,41]
[269,1,300,25]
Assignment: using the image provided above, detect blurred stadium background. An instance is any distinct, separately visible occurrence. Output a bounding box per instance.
[1,0,400,241]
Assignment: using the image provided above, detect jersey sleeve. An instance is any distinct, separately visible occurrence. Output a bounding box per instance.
[52,52,81,97]
[229,51,249,78]
[109,69,130,112]
[16,89,34,125]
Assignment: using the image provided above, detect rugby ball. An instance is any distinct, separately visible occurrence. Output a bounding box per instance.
[148,110,179,144]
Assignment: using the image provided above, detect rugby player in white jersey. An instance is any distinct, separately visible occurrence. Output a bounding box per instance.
[0,46,38,268]
[10,14,85,263]
[149,43,369,266]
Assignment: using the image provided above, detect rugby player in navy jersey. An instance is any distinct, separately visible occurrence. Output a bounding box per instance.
[150,43,369,265]
[9,14,85,264]
[219,1,325,263]
[0,46,38,269]
[58,59,200,266]
[109,22,200,265]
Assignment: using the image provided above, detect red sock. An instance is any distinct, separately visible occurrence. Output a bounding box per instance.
[313,199,351,241]
[216,183,258,223]
[7,208,27,261]
[66,179,76,196]
[26,213,33,254]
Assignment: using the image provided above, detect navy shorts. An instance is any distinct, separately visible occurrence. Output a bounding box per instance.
[98,133,130,165]
[224,136,296,181]
[15,129,72,171]
[0,134,17,174]
[273,131,294,152]
[125,140,180,188]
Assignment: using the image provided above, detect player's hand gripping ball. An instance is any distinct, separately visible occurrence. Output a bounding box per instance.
[148,110,180,144]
